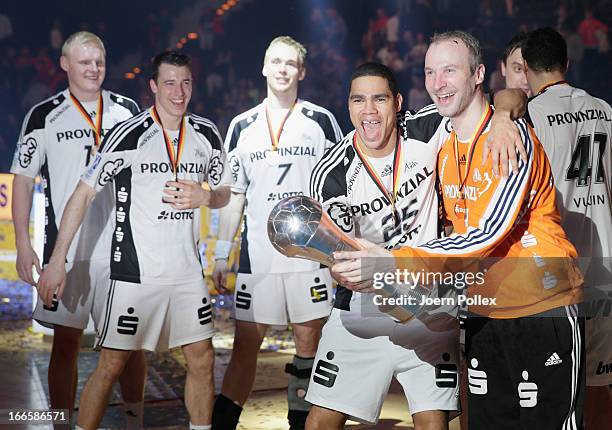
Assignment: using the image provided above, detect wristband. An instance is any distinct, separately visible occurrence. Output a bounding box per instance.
[214,240,233,260]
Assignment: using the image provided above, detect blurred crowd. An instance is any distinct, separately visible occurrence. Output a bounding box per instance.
[1,0,610,172]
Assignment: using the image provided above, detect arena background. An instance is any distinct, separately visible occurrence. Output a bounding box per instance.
[1,0,610,298]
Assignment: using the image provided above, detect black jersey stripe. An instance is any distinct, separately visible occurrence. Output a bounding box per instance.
[225,111,259,153]
[108,91,140,116]
[100,110,149,153]
[400,108,444,143]
[409,104,438,118]
[190,113,219,130]
[110,167,141,283]
[310,136,349,200]
[40,161,59,265]
[300,101,343,143]
[238,213,252,274]
[189,115,224,151]
[23,93,67,135]
[95,279,117,349]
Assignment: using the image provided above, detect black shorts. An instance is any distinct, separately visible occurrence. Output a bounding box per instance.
[465,305,585,430]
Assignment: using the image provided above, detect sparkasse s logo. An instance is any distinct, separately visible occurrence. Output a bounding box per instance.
[0,183,8,207]
[157,210,194,221]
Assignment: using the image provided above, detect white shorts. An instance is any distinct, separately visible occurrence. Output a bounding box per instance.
[306,294,460,425]
[94,277,214,351]
[33,259,109,330]
[233,268,333,326]
[586,317,612,386]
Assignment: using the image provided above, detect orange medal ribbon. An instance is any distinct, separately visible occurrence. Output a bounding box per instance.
[536,80,568,95]
[353,132,403,226]
[70,92,103,147]
[151,106,185,181]
[265,100,297,164]
[452,104,493,219]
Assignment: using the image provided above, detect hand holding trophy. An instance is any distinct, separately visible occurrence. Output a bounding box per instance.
[267,196,440,322]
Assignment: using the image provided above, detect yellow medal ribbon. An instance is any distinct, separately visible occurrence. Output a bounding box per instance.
[70,92,103,147]
[151,106,185,181]
[353,132,403,226]
[451,103,493,218]
[265,100,297,152]
[536,79,568,95]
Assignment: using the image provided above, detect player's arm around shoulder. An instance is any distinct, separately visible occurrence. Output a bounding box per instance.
[484,90,529,177]
[393,120,535,264]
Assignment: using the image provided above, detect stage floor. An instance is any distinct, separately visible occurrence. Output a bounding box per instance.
[0,320,464,429]
[0,277,461,429]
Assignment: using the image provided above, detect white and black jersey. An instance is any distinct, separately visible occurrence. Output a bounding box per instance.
[81,108,230,284]
[226,99,343,274]
[527,84,612,261]
[310,105,449,309]
[10,89,139,264]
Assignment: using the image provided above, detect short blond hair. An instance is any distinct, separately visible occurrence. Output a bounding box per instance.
[264,36,307,68]
[430,31,482,74]
[61,31,106,57]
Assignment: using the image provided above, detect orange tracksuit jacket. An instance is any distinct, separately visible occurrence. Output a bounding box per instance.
[392,113,583,318]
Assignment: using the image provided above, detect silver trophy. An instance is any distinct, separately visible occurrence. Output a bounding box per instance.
[267,195,361,266]
[267,196,440,322]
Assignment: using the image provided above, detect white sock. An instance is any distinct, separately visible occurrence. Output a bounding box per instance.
[124,401,144,429]
[189,423,212,430]
[75,426,86,430]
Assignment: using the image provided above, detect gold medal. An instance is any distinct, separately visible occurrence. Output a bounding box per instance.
[265,99,297,165]
[70,92,104,149]
[451,104,493,221]
[266,149,281,166]
[151,106,185,182]
[353,133,403,227]
[454,199,466,218]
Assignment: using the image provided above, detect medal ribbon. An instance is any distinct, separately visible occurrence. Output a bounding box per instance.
[353,132,403,224]
[265,100,297,152]
[452,103,493,204]
[70,92,103,147]
[151,106,185,181]
[536,80,568,95]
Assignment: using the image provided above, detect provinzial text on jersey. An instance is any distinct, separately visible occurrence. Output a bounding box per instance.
[249,146,317,161]
[140,162,206,174]
[349,166,433,216]
[56,128,110,142]
[546,109,611,126]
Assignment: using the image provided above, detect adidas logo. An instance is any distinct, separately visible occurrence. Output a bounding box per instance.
[459,154,467,165]
[545,352,562,366]
[381,165,392,177]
